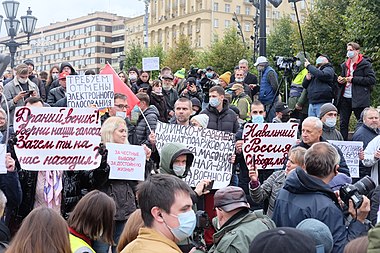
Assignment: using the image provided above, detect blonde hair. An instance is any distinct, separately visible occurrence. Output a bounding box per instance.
[101,116,129,144]
[288,146,307,167]
[15,64,29,76]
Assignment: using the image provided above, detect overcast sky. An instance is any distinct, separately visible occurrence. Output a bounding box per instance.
[0,0,145,32]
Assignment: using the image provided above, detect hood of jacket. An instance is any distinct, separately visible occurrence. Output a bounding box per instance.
[284,167,339,203]
[159,142,194,178]
[60,62,76,74]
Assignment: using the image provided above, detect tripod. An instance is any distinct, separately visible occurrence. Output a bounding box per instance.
[264,68,293,122]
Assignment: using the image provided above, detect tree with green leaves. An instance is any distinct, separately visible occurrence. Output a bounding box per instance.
[162,35,195,74]
[195,27,252,74]
[302,0,348,68]
[267,16,299,59]
[124,43,144,70]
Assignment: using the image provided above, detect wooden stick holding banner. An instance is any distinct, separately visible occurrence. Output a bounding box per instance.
[138,106,152,133]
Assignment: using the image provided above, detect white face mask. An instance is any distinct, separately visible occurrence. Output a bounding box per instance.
[18,78,27,84]
[52,73,59,80]
[325,117,337,128]
[173,164,186,177]
[115,111,126,119]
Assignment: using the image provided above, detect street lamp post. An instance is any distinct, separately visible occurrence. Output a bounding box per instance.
[0,0,37,69]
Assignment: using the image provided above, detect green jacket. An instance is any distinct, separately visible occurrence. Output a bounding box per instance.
[368,222,380,253]
[159,142,194,178]
[208,210,275,253]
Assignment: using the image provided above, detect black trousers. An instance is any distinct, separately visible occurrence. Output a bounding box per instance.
[339,97,364,140]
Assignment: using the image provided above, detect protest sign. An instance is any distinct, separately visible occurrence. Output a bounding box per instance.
[142,57,160,71]
[242,123,298,169]
[328,140,362,178]
[13,107,101,171]
[66,74,114,108]
[155,122,235,189]
[107,143,146,180]
[0,144,6,174]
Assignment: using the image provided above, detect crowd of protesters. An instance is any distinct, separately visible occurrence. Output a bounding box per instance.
[0,41,378,253]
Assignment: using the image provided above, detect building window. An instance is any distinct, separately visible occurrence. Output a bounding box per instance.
[213,2,218,11]
[245,6,250,15]
[225,4,230,13]
[224,20,231,28]
[214,19,219,28]
[301,1,305,9]
[273,11,280,19]
[245,22,250,32]
[236,5,241,14]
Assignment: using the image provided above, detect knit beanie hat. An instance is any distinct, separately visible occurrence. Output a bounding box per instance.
[250,227,315,253]
[191,114,209,128]
[319,103,337,119]
[296,218,334,253]
[219,71,231,85]
[174,68,186,79]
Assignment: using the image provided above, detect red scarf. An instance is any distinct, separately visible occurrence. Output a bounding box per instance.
[345,54,363,77]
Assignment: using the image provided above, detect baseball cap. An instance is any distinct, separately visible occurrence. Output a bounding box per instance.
[275,102,291,114]
[249,227,315,253]
[59,72,70,80]
[206,66,214,71]
[254,56,268,66]
[214,186,249,212]
[187,77,196,85]
[316,52,331,62]
[230,83,244,91]
[296,218,334,253]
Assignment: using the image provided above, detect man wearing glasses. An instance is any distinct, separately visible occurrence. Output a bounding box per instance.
[101,93,138,144]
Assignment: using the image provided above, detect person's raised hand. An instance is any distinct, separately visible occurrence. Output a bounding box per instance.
[249,165,259,182]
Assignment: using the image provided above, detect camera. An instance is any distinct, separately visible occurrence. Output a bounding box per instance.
[192,210,210,251]
[339,176,375,209]
[274,56,296,71]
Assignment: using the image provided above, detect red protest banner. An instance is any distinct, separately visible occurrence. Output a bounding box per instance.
[100,63,140,115]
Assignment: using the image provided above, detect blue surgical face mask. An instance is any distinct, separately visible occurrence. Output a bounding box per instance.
[252,115,264,123]
[347,51,355,59]
[325,117,337,128]
[206,72,213,79]
[115,111,126,119]
[316,57,325,65]
[235,78,244,83]
[166,210,196,242]
[209,97,220,108]
[173,164,186,177]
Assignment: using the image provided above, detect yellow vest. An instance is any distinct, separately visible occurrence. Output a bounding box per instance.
[69,234,95,253]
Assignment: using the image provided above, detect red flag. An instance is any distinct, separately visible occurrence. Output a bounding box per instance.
[100,63,140,115]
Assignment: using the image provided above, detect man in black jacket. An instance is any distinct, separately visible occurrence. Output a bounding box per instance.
[297,116,350,176]
[337,42,376,140]
[200,86,238,133]
[303,53,335,117]
[230,59,258,99]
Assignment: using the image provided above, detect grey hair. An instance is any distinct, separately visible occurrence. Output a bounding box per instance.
[239,59,249,66]
[305,142,340,178]
[363,107,379,119]
[302,116,323,130]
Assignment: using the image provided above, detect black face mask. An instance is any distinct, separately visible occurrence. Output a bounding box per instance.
[281,114,290,122]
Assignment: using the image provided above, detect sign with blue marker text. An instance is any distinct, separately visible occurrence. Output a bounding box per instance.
[328,140,362,178]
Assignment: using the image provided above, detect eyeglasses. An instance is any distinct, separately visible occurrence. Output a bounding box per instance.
[114,104,129,109]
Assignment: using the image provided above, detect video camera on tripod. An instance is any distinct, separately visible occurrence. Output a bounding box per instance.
[273,56,297,71]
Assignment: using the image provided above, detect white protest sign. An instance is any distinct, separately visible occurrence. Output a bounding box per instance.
[0,144,6,174]
[142,57,160,71]
[328,140,362,178]
[107,143,146,180]
[66,74,114,108]
[13,107,101,171]
[242,123,298,169]
[155,122,235,189]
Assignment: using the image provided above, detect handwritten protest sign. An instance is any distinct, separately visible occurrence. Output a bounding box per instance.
[155,122,235,189]
[242,123,298,169]
[142,57,160,71]
[107,143,146,180]
[0,144,6,174]
[328,140,362,178]
[66,74,114,108]
[13,107,101,171]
